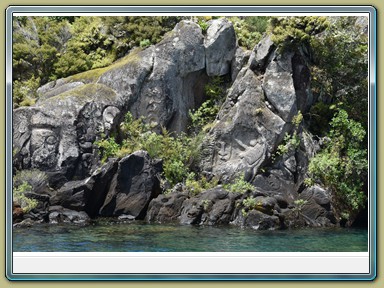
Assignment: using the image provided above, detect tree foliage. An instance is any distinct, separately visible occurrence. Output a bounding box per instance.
[269,16,329,50]
[307,107,367,220]
[12,16,181,106]
[310,16,368,132]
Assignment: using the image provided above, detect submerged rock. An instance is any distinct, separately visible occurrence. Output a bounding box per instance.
[48,206,91,225]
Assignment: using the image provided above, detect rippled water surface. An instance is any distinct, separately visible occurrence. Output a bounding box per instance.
[13,222,368,252]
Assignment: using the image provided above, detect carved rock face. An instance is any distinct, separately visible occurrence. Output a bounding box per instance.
[200,68,288,182]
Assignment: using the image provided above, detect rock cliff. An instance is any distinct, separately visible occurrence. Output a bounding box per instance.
[13,18,339,229]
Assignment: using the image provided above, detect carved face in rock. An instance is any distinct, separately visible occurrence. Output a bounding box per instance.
[30,128,59,169]
[213,128,266,179]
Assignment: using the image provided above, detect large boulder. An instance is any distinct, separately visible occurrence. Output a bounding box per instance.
[204,18,237,76]
[130,21,208,133]
[179,188,240,225]
[145,192,189,223]
[99,151,162,219]
[249,35,275,73]
[49,159,118,217]
[48,206,91,225]
[298,185,337,227]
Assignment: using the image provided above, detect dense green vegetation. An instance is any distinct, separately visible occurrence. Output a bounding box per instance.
[12,16,181,107]
[13,169,48,213]
[306,17,368,221]
[269,16,329,50]
[189,76,228,132]
[96,112,205,188]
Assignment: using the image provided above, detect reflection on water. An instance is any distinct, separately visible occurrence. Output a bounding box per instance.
[13,221,368,252]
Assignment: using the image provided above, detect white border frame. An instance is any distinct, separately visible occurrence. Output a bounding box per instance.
[6,5,377,281]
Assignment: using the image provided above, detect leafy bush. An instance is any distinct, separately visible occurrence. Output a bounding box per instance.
[13,169,48,192]
[13,75,40,108]
[310,16,368,131]
[189,76,227,131]
[224,174,254,194]
[185,172,219,196]
[139,39,152,48]
[274,111,302,158]
[269,16,329,51]
[229,16,270,50]
[307,108,367,218]
[95,136,120,163]
[13,182,38,213]
[95,112,206,187]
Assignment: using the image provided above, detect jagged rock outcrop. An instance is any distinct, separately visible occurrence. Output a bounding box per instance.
[48,206,91,225]
[99,151,162,218]
[13,19,341,229]
[13,19,238,183]
[49,158,118,217]
[178,188,240,225]
[199,67,288,183]
[204,18,237,76]
[145,192,190,223]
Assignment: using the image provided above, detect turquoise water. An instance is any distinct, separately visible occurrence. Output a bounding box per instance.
[13,222,368,252]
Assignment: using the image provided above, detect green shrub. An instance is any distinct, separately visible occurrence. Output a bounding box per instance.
[292,199,308,217]
[13,75,41,108]
[13,182,38,213]
[224,174,254,194]
[139,39,151,48]
[243,196,258,209]
[185,172,218,196]
[94,112,205,187]
[13,169,48,192]
[95,136,120,163]
[198,20,209,33]
[229,16,270,50]
[189,76,227,131]
[310,17,368,131]
[269,16,329,51]
[274,111,303,158]
[307,108,367,218]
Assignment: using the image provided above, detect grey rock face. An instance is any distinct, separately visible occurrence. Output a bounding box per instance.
[244,210,281,230]
[99,151,162,218]
[48,206,91,225]
[131,21,207,133]
[263,51,298,122]
[231,47,251,81]
[298,185,336,226]
[13,83,121,181]
[200,68,288,182]
[249,35,275,73]
[146,192,189,223]
[179,188,240,225]
[49,159,118,217]
[204,18,237,76]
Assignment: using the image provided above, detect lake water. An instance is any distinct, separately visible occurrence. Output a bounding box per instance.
[12,221,368,252]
